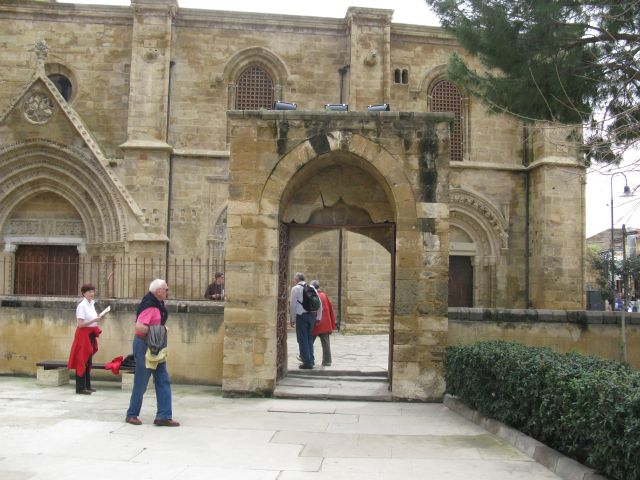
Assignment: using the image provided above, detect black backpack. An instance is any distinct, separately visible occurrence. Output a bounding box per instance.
[299,283,321,312]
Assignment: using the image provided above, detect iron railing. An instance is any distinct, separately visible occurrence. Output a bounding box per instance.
[0,255,224,300]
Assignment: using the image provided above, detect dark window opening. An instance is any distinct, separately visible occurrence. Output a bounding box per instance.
[48,74,73,102]
[401,69,409,84]
[394,69,401,84]
[431,80,464,161]
[235,65,274,110]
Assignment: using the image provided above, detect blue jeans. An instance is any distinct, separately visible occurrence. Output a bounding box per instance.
[126,335,172,420]
[296,312,316,366]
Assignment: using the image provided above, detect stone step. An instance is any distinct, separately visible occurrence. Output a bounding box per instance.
[274,374,392,401]
[287,368,388,379]
[285,373,386,383]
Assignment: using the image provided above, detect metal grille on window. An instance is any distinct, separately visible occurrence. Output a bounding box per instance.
[431,80,463,162]
[235,65,274,110]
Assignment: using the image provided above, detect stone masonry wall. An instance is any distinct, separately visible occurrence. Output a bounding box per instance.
[224,110,451,400]
[449,307,640,368]
[0,296,224,384]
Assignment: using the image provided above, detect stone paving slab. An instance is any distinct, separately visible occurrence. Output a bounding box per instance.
[286,331,389,373]
[0,377,561,480]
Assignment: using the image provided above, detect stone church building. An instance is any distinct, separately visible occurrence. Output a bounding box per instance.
[0,0,585,399]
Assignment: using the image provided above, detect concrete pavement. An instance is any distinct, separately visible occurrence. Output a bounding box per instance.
[0,376,562,480]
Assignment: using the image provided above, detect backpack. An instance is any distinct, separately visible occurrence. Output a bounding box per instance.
[299,283,321,312]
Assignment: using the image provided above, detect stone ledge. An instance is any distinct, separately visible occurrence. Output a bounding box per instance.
[0,296,224,314]
[449,307,639,326]
[444,394,608,480]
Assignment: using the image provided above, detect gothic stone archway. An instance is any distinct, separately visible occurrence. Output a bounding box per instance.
[222,110,452,401]
[275,157,398,380]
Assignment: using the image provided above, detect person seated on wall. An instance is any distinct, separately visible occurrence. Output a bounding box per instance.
[204,272,225,300]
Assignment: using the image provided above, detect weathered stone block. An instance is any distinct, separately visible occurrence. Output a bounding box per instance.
[36,366,69,386]
[121,372,153,391]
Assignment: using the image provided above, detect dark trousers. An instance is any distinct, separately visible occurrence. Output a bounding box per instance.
[296,312,316,366]
[75,355,92,392]
[75,332,95,392]
[313,333,332,366]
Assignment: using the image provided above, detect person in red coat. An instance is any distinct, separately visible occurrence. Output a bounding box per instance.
[68,283,105,394]
[310,280,336,366]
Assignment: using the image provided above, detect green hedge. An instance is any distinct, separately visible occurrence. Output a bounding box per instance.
[445,341,640,480]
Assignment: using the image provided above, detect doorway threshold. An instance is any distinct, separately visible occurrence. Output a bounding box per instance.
[274,369,391,401]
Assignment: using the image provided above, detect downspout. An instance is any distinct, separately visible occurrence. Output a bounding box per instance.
[383,23,391,103]
[164,59,176,279]
[523,124,531,308]
[338,65,350,104]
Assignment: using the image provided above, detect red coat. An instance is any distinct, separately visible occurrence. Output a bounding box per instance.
[312,291,336,336]
[67,326,101,376]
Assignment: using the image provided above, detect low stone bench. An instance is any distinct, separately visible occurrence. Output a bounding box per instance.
[36,360,134,388]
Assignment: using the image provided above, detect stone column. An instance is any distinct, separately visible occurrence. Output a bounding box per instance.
[120,0,177,253]
[528,124,585,309]
[392,121,450,401]
[345,7,393,110]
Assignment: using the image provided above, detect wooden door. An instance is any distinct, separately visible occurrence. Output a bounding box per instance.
[449,256,473,307]
[15,245,79,295]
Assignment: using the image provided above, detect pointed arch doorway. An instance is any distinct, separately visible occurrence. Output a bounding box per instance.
[273,155,398,390]
[276,219,396,384]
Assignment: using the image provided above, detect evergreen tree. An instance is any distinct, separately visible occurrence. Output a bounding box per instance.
[425,0,640,165]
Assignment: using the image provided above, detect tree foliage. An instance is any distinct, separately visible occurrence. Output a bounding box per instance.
[589,245,640,305]
[424,0,640,166]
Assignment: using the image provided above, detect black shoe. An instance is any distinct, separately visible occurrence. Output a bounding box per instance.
[76,389,92,395]
[298,364,313,369]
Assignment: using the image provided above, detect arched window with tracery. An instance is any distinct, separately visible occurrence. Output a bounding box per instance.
[235,65,274,110]
[431,80,464,162]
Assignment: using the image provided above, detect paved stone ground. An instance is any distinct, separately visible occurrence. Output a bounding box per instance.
[286,331,389,373]
[280,332,391,401]
[0,377,561,480]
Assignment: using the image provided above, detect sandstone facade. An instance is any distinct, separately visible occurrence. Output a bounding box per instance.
[0,0,585,398]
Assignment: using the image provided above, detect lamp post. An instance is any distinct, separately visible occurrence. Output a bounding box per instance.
[610,172,632,294]
[609,172,633,363]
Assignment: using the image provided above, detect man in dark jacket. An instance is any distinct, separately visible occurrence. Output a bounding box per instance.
[125,278,179,427]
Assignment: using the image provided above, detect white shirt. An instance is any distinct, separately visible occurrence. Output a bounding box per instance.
[76,298,98,328]
[290,281,322,322]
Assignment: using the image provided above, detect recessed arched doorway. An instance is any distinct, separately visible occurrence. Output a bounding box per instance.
[274,154,396,384]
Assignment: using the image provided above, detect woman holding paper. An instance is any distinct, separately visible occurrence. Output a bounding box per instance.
[67,283,106,394]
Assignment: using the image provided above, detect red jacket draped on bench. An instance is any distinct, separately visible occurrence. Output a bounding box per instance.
[68,326,101,377]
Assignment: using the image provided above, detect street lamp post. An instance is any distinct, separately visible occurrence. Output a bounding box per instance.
[609,172,632,363]
[610,172,632,294]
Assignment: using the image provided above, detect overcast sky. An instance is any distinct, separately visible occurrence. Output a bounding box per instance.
[59,0,640,237]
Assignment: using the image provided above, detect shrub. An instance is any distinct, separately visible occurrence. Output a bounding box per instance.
[445,341,640,480]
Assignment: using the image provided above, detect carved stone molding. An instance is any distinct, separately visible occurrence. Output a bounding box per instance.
[23,92,54,124]
[449,188,508,250]
[5,219,85,238]
[0,141,127,243]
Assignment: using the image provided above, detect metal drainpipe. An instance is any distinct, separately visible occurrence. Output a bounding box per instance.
[338,65,350,104]
[523,124,531,308]
[164,60,175,280]
[337,227,343,330]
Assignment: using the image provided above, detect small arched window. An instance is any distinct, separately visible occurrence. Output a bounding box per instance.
[48,74,73,102]
[401,69,409,85]
[394,69,401,84]
[431,80,464,162]
[235,65,274,110]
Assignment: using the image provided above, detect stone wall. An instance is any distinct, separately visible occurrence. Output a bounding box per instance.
[342,230,391,333]
[224,110,451,400]
[449,308,640,368]
[0,296,225,384]
[288,228,391,334]
[0,1,585,311]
